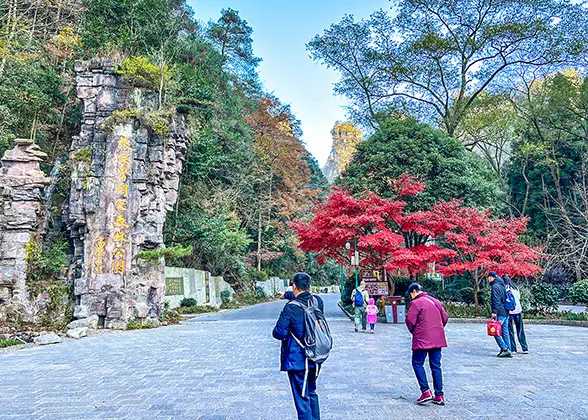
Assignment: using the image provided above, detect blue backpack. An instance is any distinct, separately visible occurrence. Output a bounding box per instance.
[504,289,516,311]
[354,289,364,307]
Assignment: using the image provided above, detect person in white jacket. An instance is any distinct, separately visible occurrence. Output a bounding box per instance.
[504,274,529,354]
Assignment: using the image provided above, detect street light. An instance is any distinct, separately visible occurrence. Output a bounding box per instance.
[346,239,359,288]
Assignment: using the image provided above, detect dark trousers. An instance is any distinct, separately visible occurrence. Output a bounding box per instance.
[508,313,528,352]
[288,368,320,420]
[412,348,443,396]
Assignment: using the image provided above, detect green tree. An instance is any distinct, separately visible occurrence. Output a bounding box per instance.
[340,118,500,210]
[308,0,588,134]
[207,8,261,87]
[508,70,588,281]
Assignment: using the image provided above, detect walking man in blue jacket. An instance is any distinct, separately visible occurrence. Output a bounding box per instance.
[272,273,324,420]
[488,272,512,357]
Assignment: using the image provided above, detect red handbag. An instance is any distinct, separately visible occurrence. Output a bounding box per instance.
[487,319,502,336]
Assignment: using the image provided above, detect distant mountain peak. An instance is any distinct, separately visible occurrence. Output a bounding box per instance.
[322,121,363,183]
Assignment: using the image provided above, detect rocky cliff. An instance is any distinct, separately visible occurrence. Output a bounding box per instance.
[322,121,363,183]
[66,59,189,328]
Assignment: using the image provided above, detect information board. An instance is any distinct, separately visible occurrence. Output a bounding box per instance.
[165,277,184,296]
[361,269,388,296]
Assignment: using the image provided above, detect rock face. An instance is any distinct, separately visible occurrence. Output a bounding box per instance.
[67,59,189,329]
[322,121,363,183]
[0,139,51,321]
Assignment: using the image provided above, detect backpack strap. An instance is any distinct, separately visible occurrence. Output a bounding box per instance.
[287,299,307,349]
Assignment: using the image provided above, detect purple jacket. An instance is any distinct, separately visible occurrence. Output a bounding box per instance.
[405,293,448,351]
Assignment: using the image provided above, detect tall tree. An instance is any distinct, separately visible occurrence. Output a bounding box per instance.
[207,8,261,87]
[308,0,588,135]
[340,117,500,211]
[508,70,588,281]
[245,96,314,271]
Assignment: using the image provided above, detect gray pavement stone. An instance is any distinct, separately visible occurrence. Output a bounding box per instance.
[0,294,587,419]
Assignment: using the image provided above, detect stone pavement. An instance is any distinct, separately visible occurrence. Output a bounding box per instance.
[1,294,587,420]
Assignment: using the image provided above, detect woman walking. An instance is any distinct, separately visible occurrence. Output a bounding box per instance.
[405,283,449,406]
[504,274,529,354]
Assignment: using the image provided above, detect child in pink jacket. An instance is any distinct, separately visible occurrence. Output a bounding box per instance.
[366,298,378,334]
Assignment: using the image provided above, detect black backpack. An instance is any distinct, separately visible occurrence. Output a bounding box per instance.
[289,297,333,364]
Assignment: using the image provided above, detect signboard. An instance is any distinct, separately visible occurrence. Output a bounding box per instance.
[361,269,388,296]
[165,277,184,296]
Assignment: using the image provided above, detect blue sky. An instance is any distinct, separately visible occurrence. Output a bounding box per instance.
[188,0,391,166]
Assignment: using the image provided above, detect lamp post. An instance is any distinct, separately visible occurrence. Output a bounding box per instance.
[346,239,359,288]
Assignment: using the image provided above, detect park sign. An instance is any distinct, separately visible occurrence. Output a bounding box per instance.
[360,269,388,296]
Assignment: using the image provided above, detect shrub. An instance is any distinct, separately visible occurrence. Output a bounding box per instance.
[126,319,153,330]
[254,286,266,298]
[543,267,574,298]
[136,244,193,264]
[115,56,172,91]
[0,338,21,348]
[220,290,232,304]
[160,303,180,325]
[531,283,559,313]
[180,298,197,307]
[236,290,269,306]
[178,305,218,314]
[518,285,533,312]
[443,301,491,318]
[340,275,356,307]
[72,148,92,162]
[247,269,269,283]
[569,280,588,305]
[392,277,411,296]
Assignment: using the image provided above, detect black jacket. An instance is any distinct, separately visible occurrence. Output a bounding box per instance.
[272,291,324,371]
[491,277,508,317]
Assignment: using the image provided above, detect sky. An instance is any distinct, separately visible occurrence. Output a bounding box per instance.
[189,0,391,166]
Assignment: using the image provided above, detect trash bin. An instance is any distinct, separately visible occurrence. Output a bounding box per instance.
[384,296,405,323]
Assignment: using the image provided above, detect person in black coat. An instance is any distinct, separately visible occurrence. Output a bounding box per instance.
[488,272,512,357]
[272,273,324,420]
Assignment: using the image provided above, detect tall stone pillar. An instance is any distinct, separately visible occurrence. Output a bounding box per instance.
[67,59,189,328]
[0,139,51,321]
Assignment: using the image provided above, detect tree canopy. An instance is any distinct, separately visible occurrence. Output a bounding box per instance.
[308,0,588,134]
[339,117,500,210]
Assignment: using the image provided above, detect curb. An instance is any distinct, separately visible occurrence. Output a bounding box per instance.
[338,301,353,320]
[336,301,588,328]
[447,317,588,328]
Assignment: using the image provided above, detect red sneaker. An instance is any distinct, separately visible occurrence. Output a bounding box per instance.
[432,395,445,405]
[416,390,433,404]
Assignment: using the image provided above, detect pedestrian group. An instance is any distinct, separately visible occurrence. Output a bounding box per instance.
[273,271,527,420]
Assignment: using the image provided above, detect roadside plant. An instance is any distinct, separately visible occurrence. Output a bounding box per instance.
[569,280,588,305]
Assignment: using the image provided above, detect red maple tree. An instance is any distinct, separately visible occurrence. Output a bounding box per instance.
[412,200,543,312]
[293,175,452,293]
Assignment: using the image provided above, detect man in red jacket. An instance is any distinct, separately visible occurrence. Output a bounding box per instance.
[405,283,449,406]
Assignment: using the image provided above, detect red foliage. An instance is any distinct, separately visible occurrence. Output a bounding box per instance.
[294,175,542,293]
[293,174,448,277]
[420,200,543,279]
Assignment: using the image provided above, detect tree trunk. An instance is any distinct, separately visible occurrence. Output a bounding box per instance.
[256,210,262,271]
[473,273,480,315]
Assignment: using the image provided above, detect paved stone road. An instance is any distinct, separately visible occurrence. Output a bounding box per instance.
[1,294,587,420]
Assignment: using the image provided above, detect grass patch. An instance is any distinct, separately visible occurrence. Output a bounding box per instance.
[0,338,22,348]
[126,320,154,330]
[443,301,491,318]
[177,305,218,314]
[523,310,588,321]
